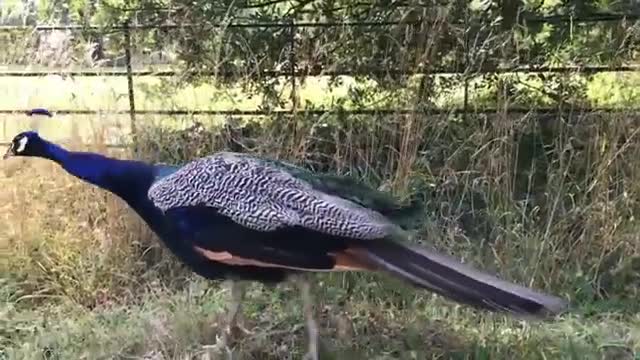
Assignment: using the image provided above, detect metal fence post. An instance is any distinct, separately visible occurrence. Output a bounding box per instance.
[289,19,298,112]
[462,2,470,123]
[287,18,300,154]
[124,19,138,153]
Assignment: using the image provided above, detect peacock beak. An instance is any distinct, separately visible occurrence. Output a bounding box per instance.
[3,143,14,159]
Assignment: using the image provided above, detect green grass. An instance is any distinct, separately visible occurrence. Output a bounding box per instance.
[0,74,392,111]
[0,70,637,112]
[0,74,399,143]
[3,275,638,360]
[0,70,638,144]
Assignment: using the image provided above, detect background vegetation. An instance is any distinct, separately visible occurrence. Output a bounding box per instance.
[2,0,640,359]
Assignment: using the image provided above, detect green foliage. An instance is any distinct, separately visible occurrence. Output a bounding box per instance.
[2,0,639,113]
[78,1,640,113]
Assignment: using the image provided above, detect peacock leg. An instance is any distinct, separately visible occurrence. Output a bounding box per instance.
[226,280,252,335]
[217,280,250,356]
[295,275,320,360]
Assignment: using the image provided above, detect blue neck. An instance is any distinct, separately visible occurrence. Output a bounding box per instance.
[44,142,147,195]
[41,141,166,233]
[38,140,239,281]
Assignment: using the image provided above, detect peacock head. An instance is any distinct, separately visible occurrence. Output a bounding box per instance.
[3,131,47,159]
[3,108,54,160]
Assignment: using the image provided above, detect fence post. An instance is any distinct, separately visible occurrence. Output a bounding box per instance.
[289,19,298,112]
[123,19,138,154]
[462,2,470,123]
[288,18,300,155]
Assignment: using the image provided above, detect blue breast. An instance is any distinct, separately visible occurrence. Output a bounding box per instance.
[153,164,180,181]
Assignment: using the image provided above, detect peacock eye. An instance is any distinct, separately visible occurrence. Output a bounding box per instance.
[15,136,28,153]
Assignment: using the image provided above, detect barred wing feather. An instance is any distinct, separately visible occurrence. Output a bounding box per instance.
[148,152,396,240]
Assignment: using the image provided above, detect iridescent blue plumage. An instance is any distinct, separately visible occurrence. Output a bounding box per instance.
[6,117,568,359]
[153,163,180,182]
[2,130,290,283]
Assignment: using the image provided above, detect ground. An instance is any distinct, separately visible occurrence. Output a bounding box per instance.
[3,271,640,359]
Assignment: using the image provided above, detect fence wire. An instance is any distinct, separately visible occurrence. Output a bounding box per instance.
[0,11,638,147]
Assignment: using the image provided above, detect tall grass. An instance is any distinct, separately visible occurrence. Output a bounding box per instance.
[2,104,640,358]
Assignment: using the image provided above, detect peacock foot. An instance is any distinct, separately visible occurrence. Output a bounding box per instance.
[230,322,254,337]
[210,332,233,360]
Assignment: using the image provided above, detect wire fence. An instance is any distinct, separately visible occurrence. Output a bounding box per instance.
[1,64,638,77]
[2,12,638,30]
[2,107,640,116]
[0,12,638,148]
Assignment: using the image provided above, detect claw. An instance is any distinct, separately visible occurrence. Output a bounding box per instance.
[231,323,254,336]
[208,332,233,360]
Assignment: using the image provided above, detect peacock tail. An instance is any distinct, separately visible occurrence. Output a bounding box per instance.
[147,151,568,317]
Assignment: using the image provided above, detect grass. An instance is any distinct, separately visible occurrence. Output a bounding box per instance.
[1,70,640,144]
[2,71,640,359]
[3,276,639,360]
[0,73,403,111]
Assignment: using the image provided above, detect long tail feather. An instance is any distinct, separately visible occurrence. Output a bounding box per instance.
[347,240,568,318]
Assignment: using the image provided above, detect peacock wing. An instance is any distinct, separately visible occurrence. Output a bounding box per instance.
[212,153,424,229]
[147,152,398,240]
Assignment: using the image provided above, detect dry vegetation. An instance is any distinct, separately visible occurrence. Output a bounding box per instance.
[2,105,640,359]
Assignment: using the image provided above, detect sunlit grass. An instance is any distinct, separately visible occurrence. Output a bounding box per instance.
[1,70,637,114]
[1,70,638,145]
[0,74,405,112]
[2,273,638,359]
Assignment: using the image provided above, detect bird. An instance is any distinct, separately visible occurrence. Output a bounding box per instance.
[5,126,569,360]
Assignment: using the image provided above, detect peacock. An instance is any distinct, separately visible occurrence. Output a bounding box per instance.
[5,115,568,360]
